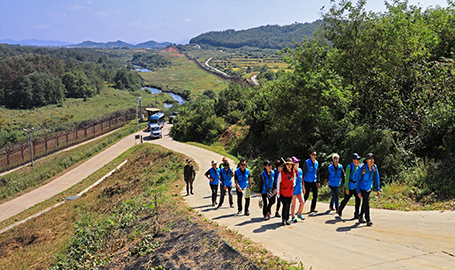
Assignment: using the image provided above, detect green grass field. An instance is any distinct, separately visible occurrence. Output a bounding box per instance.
[138,50,228,96]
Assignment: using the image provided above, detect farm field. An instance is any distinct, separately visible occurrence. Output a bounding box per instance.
[183,47,290,78]
[138,49,228,96]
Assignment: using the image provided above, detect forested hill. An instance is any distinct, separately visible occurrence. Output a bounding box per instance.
[189,21,320,49]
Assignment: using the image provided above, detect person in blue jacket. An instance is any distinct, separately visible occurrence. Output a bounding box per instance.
[338,153,361,218]
[324,153,345,212]
[205,160,220,207]
[219,162,234,208]
[235,157,252,216]
[356,153,381,226]
[291,156,305,222]
[259,160,275,220]
[303,150,320,213]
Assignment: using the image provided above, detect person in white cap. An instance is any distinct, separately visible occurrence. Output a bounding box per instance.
[205,160,220,207]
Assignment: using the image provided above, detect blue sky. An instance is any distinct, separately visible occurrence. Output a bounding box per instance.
[0,0,449,44]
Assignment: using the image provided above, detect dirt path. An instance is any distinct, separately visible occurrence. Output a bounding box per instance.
[2,123,455,269]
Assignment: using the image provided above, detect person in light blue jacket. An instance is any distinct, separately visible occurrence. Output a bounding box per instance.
[219,162,234,208]
[356,153,380,226]
[324,153,345,212]
[205,160,221,207]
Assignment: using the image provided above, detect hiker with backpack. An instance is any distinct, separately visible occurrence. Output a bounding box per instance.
[337,153,362,218]
[356,153,381,226]
[259,160,275,220]
[324,153,345,212]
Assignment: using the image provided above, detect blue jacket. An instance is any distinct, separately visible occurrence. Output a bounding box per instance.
[356,164,380,193]
[327,163,343,187]
[293,168,303,195]
[205,167,220,185]
[261,169,275,194]
[220,167,233,187]
[345,163,359,190]
[235,168,250,189]
[304,159,319,183]
[273,168,280,189]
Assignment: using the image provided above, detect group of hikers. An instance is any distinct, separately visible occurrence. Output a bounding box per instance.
[183,150,380,227]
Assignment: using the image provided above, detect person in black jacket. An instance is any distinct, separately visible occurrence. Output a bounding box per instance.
[184,158,196,195]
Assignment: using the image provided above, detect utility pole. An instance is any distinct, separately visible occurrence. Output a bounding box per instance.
[23,127,34,166]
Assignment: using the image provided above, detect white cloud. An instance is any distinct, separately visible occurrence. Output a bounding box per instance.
[128,21,142,26]
[30,24,51,30]
[70,5,85,10]
[86,0,93,4]
[47,12,66,18]
[112,23,120,27]
[184,18,191,22]
[93,11,107,17]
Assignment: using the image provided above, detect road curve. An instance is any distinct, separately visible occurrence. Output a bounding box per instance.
[1,123,455,269]
[150,124,455,270]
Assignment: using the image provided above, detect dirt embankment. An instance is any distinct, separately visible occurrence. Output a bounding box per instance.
[103,213,260,270]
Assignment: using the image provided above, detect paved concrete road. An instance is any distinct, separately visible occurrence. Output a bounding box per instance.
[2,123,455,269]
[149,124,455,270]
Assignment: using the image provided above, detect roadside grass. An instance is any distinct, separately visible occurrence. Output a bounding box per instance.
[0,87,160,139]
[317,182,455,211]
[0,121,147,207]
[0,144,305,270]
[0,144,180,269]
[138,51,228,96]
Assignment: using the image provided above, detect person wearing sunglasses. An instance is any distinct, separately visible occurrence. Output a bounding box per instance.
[235,157,252,216]
[277,157,297,226]
[303,150,320,213]
[324,153,345,212]
[356,153,381,226]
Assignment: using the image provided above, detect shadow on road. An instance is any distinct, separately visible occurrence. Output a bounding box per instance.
[235,217,264,227]
[191,204,213,209]
[336,222,361,232]
[252,221,284,233]
[212,213,237,220]
[306,210,331,217]
[325,216,346,225]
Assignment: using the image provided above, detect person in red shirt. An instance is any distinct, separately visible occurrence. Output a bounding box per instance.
[277,157,296,226]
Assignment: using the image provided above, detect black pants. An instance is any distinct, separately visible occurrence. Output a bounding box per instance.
[236,188,250,213]
[209,184,219,204]
[219,186,233,207]
[185,178,193,194]
[280,195,292,221]
[338,188,360,217]
[359,190,371,221]
[304,181,318,211]
[261,193,275,217]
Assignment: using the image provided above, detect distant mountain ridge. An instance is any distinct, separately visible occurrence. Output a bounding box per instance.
[0,39,171,48]
[189,20,321,49]
[73,40,172,48]
[0,39,74,47]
